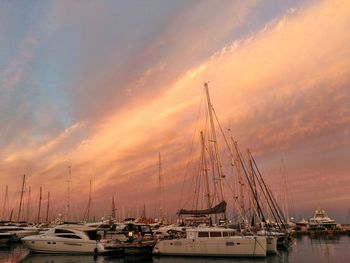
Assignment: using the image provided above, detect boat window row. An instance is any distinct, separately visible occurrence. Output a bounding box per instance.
[197,231,235,238]
[54,229,75,234]
[56,234,82,239]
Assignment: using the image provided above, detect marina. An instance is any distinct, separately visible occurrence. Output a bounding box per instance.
[1,1,350,262]
[1,235,350,262]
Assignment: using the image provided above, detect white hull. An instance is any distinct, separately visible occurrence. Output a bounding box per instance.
[22,237,104,254]
[153,236,266,257]
[266,236,278,254]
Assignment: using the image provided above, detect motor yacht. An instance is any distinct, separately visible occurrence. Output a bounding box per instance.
[309,208,337,230]
[22,224,105,254]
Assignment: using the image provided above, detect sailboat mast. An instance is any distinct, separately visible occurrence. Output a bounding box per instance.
[111,195,116,219]
[18,174,26,222]
[200,131,211,209]
[204,83,225,202]
[232,139,246,220]
[66,166,71,221]
[26,186,31,222]
[247,149,259,227]
[37,186,42,223]
[46,191,50,222]
[158,152,164,222]
[281,158,289,223]
[87,179,91,222]
[2,185,8,220]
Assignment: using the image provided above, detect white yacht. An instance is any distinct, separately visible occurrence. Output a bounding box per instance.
[308,208,337,230]
[153,227,267,257]
[22,225,105,254]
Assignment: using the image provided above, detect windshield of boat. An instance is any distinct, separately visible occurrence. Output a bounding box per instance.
[56,234,82,239]
[85,230,101,240]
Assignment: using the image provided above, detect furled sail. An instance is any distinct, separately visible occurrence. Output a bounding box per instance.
[178,201,226,215]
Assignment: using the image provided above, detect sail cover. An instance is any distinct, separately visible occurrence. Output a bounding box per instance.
[178,201,226,215]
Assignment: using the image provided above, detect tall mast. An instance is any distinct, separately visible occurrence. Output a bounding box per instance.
[66,166,72,221]
[204,83,225,202]
[26,186,31,222]
[247,149,259,227]
[2,185,8,220]
[228,131,244,225]
[158,152,164,222]
[87,179,91,222]
[37,186,42,223]
[46,191,50,222]
[111,195,116,219]
[9,209,13,221]
[281,158,289,223]
[18,174,26,222]
[200,131,211,209]
[232,139,246,220]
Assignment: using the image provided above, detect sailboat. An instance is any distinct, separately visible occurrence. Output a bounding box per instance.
[153,83,267,257]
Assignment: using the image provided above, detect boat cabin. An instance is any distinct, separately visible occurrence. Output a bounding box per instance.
[186,228,236,239]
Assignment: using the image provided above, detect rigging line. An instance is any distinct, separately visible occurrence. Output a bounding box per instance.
[212,108,232,155]
[235,145,266,223]
[177,91,205,210]
[192,171,201,210]
[250,153,288,230]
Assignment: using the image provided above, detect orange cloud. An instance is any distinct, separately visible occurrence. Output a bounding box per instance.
[1,0,350,221]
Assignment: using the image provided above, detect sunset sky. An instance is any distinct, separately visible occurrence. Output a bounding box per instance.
[1,0,349,223]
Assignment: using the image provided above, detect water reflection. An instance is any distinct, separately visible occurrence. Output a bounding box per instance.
[0,236,349,263]
[0,243,29,262]
[153,256,268,263]
[21,253,154,263]
[22,254,105,263]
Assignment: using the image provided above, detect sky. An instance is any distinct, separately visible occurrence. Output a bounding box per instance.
[0,0,349,223]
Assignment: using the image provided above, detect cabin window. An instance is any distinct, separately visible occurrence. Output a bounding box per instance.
[55,229,74,234]
[86,231,99,240]
[210,232,222,237]
[223,232,229,237]
[198,232,209,238]
[226,242,235,246]
[141,225,151,233]
[56,234,82,239]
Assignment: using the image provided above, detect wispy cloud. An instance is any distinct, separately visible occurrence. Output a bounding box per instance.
[1,0,349,221]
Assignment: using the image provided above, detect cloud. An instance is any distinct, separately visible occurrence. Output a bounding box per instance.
[1,34,37,91]
[1,0,350,221]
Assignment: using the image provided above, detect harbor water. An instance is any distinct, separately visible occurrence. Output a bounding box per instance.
[1,235,349,263]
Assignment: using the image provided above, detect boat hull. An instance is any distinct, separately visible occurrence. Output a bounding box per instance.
[153,236,266,257]
[266,236,278,254]
[22,237,104,254]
